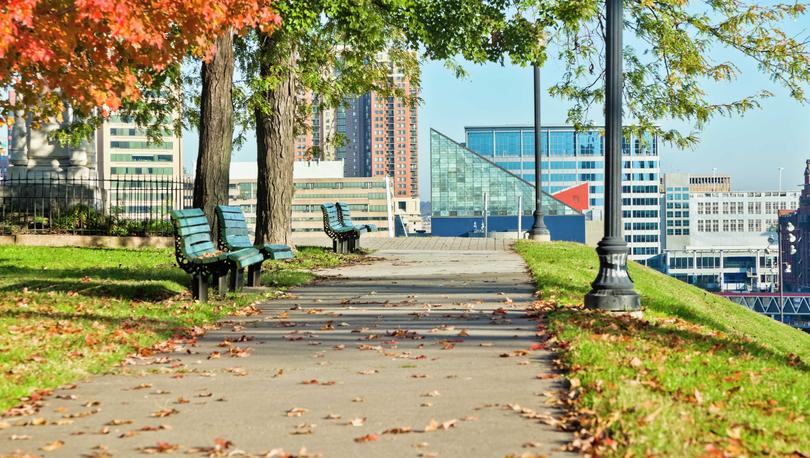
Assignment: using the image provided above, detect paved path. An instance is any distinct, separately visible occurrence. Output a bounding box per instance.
[1,250,571,458]
[292,236,516,252]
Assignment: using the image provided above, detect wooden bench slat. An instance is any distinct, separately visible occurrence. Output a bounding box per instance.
[220,212,246,221]
[177,223,212,236]
[177,216,210,228]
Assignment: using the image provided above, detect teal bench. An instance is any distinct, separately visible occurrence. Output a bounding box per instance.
[215,205,294,286]
[336,202,377,234]
[321,203,363,253]
[170,209,264,302]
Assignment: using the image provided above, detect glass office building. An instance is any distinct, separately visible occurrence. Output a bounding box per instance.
[430,129,582,238]
[463,125,661,260]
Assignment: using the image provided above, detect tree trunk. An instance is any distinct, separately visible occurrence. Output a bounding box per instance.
[193,32,234,234]
[255,31,298,246]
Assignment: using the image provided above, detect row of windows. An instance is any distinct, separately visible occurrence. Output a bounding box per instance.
[624,198,659,206]
[623,210,659,218]
[666,228,691,235]
[696,200,795,215]
[292,204,388,213]
[111,140,174,150]
[466,129,658,158]
[110,154,173,163]
[626,222,659,231]
[294,181,386,190]
[110,167,174,175]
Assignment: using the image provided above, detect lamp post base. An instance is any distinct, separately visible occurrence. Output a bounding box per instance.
[528,231,551,242]
[528,210,551,241]
[584,237,641,312]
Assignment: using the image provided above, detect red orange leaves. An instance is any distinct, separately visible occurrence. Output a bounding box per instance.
[2,0,282,121]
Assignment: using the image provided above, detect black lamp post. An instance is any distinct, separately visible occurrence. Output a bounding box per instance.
[528,64,551,241]
[584,0,640,311]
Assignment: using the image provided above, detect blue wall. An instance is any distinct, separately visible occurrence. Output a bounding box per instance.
[431,215,585,243]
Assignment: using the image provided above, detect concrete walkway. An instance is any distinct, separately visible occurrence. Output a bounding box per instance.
[1,250,572,457]
[292,235,516,251]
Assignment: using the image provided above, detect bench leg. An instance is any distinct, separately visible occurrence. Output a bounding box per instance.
[214,272,227,293]
[247,263,262,287]
[229,267,244,292]
[352,237,360,252]
[192,274,208,303]
[332,239,338,253]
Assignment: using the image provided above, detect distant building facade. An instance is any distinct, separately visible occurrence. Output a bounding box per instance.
[779,160,810,292]
[657,172,800,292]
[229,160,393,235]
[295,63,418,199]
[688,174,732,193]
[463,125,660,260]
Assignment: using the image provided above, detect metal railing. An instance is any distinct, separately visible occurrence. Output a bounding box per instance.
[0,176,193,236]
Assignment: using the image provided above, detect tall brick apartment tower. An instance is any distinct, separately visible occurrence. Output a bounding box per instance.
[365,69,419,199]
[294,63,419,200]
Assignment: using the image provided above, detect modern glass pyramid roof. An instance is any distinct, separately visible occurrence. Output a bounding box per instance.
[430,129,581,218]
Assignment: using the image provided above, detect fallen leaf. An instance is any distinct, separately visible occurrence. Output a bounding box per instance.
[41,440,65,451]
[140,441,179,454]
[423,419,440,432]
[423,390,441,397]
[350,417,366,427]
[324,413,342,420]
[292,423,315,435]
[354,434,379,443]
[286,407,308,417]
[358,369,378,375]
[151,408,179,418]
[10,434,31,440]
[382,426,412,434]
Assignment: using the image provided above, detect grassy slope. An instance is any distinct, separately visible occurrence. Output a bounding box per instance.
[515,241,810,457]
[0,245,357,412]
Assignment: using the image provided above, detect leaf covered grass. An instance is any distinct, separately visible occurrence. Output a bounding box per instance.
[514,241,810,457]
[0,245,360,412]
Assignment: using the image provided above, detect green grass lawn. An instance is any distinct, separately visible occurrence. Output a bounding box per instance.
[515,241,810,457]
[0,245,361,412]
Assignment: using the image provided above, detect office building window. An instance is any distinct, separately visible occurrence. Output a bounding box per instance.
[549,132,575,156]
[467,131,494,156]
[495,131,521,156]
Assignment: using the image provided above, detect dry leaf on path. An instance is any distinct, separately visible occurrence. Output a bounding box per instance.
[286,407,308,417]
[151,408,179,418]
[41,440,65,451]
[354,434,379,443]
[140,441,179,454]
[349,417,366,427]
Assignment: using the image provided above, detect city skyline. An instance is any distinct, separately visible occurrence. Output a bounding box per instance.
[181,47,808,198]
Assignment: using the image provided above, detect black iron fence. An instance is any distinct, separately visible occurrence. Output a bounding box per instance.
[0,177,193,236]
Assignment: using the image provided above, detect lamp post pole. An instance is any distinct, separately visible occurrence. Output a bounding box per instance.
[584,0,641,311]
[528,64,551,241]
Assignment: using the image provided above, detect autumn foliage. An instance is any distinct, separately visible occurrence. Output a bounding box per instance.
[1,0,280,120]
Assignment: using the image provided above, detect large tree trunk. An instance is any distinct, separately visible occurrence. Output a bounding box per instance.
[255,31,298,246]
[193,32,234,233]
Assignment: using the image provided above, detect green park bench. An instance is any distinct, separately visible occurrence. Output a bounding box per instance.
[215,205,294,286]
[321,203,361,253]
[336,202,377,236]
[170,208,264,302]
